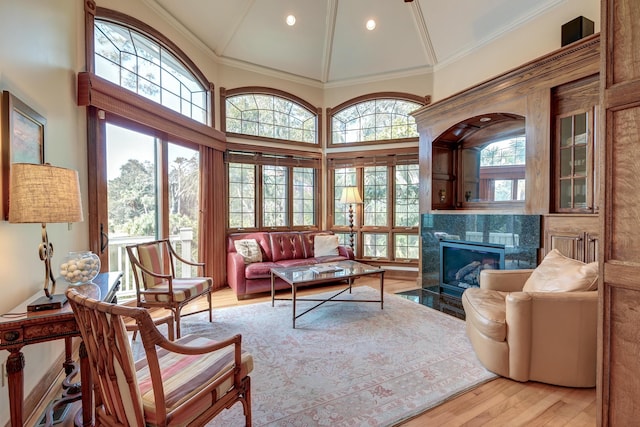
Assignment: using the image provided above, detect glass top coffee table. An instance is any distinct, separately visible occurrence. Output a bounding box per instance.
[270,260,385,328]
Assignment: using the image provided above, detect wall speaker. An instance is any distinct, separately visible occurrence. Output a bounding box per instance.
[561,16,594,47]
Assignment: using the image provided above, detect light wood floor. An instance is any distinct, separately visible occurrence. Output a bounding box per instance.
[27,277,596,427]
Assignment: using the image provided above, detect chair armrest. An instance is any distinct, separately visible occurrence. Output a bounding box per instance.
[480,269,533,292]
[169,245,205,269]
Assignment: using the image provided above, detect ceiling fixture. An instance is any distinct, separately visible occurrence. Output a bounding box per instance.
[286,15,296,26]
[366,19,376,31]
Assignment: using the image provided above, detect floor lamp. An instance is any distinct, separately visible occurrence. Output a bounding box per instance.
[9,163,84,311]
[340,186,362,250]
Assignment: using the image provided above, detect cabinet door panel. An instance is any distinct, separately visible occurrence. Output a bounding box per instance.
[546,232,583,260]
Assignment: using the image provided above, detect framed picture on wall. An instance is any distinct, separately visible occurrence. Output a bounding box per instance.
[1,90,46,220]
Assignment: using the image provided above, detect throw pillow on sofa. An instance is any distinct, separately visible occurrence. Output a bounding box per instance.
[234,239,263,264]
[523,249,598,292]
[314,235,339,256]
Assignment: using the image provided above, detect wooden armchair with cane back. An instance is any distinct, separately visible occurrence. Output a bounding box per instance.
[66,286,253,426]
[126,239,213,338]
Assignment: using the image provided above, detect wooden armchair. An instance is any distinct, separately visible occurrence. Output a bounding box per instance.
[66,286,253,426]
[126,239,212,338]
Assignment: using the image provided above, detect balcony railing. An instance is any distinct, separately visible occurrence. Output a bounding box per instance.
[107,228,196,301]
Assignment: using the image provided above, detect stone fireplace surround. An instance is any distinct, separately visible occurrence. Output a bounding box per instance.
[421,213,541,296]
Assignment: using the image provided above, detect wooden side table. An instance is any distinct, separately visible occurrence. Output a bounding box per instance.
[0,272,122,427]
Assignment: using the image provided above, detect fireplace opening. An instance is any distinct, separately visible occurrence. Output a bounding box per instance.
[439,239,505,296]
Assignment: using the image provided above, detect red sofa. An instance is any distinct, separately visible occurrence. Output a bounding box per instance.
[226,231,354,299]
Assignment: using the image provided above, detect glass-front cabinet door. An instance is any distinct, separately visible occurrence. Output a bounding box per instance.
[555,109,595,213]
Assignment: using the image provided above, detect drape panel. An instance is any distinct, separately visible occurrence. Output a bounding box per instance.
[200,146,227,290]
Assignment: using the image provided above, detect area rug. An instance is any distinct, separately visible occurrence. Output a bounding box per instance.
[149,286,495,426]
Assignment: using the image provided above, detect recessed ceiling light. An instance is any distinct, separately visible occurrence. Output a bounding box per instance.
[286,15,296,26]
[366,19,376,31]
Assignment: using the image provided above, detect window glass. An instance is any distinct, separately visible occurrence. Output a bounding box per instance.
[332,99,421,144]
[364,166,388,226]
[292,167,315,226]
[363,233,388,258]
[226,93,317,143]
[480,137,526,166]
[395,164,419,227]
[168,143,200,276]
[333,168,357,227]
[228,163,256,228]
[262,165,288,227]
[395,233,419,259]
[94,19,207,124]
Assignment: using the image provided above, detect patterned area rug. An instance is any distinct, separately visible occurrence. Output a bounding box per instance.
[147,286,495,426]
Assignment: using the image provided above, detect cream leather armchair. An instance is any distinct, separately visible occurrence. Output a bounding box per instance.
[462,268,598,387]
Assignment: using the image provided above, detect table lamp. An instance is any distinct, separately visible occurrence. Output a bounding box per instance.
[340,186,362,249]
[9,163,83,311]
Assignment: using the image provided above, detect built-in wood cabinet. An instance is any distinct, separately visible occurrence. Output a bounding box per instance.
[543,215,599,263]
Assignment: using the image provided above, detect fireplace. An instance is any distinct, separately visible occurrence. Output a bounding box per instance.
[439,239,505,296]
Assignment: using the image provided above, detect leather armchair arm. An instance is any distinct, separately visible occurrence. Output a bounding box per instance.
[506,290,598,387]
[227,252,248,295]
[338,245,354,260]
[480,269,534,292]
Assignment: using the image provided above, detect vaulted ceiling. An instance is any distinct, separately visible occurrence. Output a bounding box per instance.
[149,0,561,86]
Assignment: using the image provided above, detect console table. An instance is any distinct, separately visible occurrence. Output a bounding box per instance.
[0,271,122,427]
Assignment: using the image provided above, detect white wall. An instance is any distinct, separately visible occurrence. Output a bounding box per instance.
[432,0,601,101]
[0,0,87,423]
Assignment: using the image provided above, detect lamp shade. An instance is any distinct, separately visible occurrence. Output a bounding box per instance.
[9,163,83,224]
[340,186,362,204]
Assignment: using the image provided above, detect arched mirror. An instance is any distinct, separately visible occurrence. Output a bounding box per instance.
[432,113,526,208]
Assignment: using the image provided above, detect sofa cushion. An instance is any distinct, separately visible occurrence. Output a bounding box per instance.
[462,288,508,342]
[228,232,273,262]
[314,235,339,256]
[245,262,281,279]
[523,249,598,293]
[270,232,306,261]
[234,239,263,264]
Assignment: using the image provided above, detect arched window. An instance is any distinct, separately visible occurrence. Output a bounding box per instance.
[222,87,319,144]
[94,19,209,124]
[329,93,428,146]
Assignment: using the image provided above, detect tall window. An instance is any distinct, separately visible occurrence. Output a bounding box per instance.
[329,156,419,262]
[330,94,426,146]
[226,153,319,230]
[223,88,318,144]
[84,9,224,294]
[94,19,209,124]
[105,122,201,299]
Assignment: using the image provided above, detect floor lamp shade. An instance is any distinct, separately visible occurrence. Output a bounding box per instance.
[9,163,83,311]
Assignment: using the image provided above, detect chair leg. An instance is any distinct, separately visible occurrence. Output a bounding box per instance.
[243,376,252,427]
[166,314,175,341]
[208,291,213,323]
[175,307,182,339]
